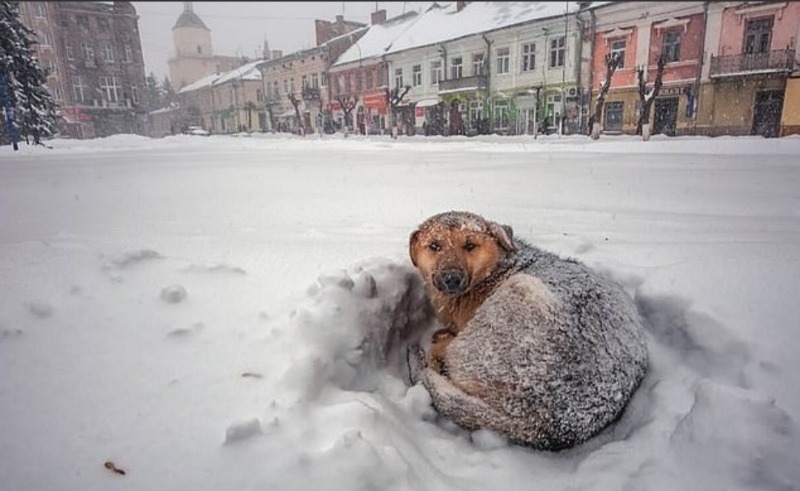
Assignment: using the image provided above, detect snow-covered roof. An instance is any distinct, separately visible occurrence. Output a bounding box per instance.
[178,72,222,93]
[178,60,264,93]
[333,2,582,67]
[213,60,263,85]
[332,12,422,66]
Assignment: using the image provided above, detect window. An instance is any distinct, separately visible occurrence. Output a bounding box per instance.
[745,17,772,54]
[344,74,350,93]
[321,73,328,87]
[472,53,484,76]
[430,60,443,85]
[256,89,262,102]
[355,71,362,91]
[604,101,623,132]
[311,73,319,89]
[290,77,295,94]
[46,59,57,75]
[72,76,87,103]
[197,45,202,55]
[101,42,114,62]
[66,44,74,60]
[412,64,422,86]
[496,47,510,74]
[76,14,89,30]
[522,43,536,72]
[59,14,69,27]
[550,37,565,68]
[610,39,626,68]
[38,32,51,46]
[131,86,139,104]
[283,79,288,94]
[273,80,279,96]
[100,76,121,103]
[123,44,133,63]
[80,41,94,61]
[451,56,463,79]
[97,17,108,33]
[365,69,373,89]
[662,31,681,63]
[52,87,61,101]
[394,67,403,88]
[302,75,308,89]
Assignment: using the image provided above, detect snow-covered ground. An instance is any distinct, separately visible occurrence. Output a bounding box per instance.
[1,133,799,491]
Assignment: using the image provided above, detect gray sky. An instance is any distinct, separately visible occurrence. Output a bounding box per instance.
[133,2,433,81]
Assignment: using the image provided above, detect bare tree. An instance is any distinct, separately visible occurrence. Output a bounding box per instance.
[385,85,411,138]
[590,52,621,140]
[335,94,358,131]
[287,93,305,134]
[635,55,666,139]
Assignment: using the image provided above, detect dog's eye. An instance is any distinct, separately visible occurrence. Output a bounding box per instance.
[464,242,476,251]
[428,242,442,252]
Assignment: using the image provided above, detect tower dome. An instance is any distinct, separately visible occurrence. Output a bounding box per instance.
[172,2,212,57]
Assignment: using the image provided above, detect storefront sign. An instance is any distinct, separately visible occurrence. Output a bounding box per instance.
[363,92,388,110]
[515,95,537,110]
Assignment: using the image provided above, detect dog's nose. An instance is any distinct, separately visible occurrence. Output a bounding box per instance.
[434,270,467,294]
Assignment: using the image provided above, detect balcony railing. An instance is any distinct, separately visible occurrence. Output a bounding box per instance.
[710,49,795,77]
[302,86,321,100]
[438,75,487,94]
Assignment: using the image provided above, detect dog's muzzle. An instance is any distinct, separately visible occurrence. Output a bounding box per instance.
[433,270,468,295]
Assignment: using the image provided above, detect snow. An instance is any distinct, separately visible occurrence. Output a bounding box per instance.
[334,2,581,66]
[2,132,800,491]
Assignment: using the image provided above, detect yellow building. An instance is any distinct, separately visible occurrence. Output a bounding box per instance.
[781,77,800,136]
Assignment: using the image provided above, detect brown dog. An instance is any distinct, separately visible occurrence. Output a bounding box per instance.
[409,211,648,450]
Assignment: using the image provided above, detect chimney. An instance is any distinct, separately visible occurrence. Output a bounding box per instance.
[336,14,344,23]
[371,9,386,25]
[456,1,468,12]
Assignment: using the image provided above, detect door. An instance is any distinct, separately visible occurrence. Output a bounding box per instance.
[653,97,678,136]
[752,90,783,138]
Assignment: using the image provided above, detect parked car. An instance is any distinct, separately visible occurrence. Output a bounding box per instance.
[183,125,210,136]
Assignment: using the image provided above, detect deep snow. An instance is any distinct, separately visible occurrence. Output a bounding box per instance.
[1,132,799,491]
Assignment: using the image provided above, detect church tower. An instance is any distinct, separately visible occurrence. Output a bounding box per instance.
[168,2,241,89]
[172,2,212,58]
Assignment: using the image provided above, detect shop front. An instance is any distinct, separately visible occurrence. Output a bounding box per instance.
[362,90,388,135]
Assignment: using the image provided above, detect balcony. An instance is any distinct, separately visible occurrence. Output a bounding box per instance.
[438,75,487,95]
[710,49,795,78]
[302,86,321,101]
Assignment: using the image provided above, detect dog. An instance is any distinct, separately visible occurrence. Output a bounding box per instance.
[408,211,648,451]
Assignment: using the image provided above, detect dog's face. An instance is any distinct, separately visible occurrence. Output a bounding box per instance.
[409,212,516,296]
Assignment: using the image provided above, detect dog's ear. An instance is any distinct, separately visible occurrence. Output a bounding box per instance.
[488,222,517,253]
[409,229,421,267]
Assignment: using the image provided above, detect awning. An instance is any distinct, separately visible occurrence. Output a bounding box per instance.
[415,98,440,107]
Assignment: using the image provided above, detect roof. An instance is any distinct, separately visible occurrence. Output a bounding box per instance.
[213,59,263,85]
[173,8,209,30]
[177,59,265,93]
[332,11,422,66]
[333,1,583,67]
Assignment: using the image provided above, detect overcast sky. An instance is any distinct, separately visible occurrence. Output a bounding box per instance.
[133,2,433,81]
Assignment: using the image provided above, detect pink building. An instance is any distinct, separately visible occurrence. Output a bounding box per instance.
[706,1,799,137]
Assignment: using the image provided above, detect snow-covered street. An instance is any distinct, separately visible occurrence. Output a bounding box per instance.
[1,133,799,490]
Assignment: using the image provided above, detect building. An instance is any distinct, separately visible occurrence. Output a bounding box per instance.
[169,60,266,134]
[168,2,251,90]
[18,1,148,139]
[704,1,799,137]
[329,10,420,134]
[385,2,584,136]
[584,1,708,136]
[259,14,367,134]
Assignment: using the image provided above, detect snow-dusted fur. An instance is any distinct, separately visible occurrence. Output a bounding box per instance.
[413,216,649,451]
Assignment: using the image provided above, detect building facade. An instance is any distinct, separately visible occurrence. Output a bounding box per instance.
[19,1,148,139]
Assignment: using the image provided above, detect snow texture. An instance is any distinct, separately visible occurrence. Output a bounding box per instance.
[1,132,800,491]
